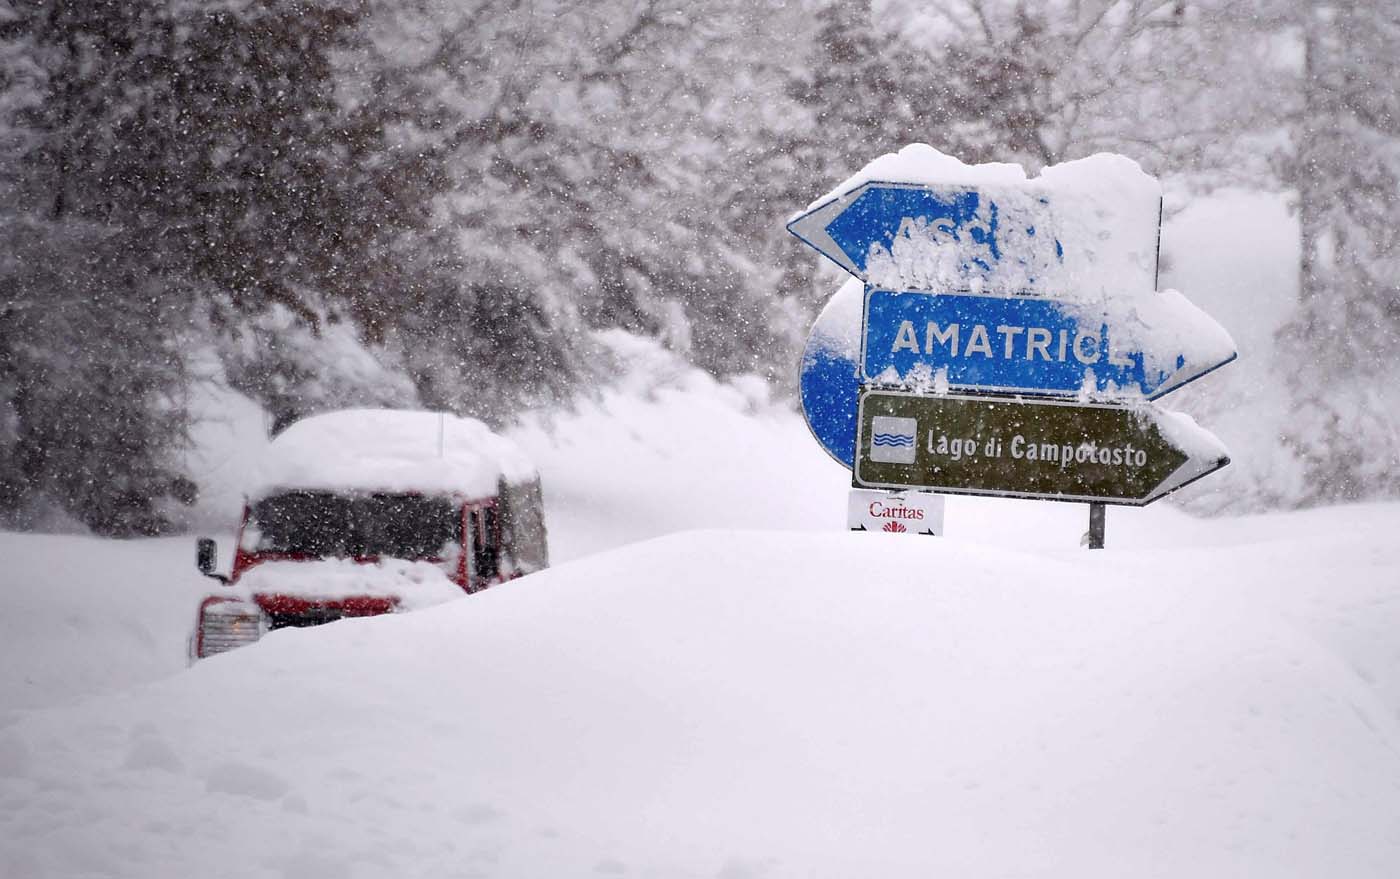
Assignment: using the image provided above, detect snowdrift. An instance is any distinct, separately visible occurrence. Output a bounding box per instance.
[0,532,207,712]
[3,525,1399,878]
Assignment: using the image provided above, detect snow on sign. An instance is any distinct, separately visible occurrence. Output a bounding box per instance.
[786,145,1164,297]
[791,145,1235,543]
[786,180,1064,294]
[861,288,1237,399]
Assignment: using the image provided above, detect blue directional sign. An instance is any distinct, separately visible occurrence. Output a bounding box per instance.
[861,289,1237,400]
[791,154,1233,534]
[786,181,1063,293]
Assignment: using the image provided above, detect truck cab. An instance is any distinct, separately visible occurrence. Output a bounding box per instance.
[191,409,547,659]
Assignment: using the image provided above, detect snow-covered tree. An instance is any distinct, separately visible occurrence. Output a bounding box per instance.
[0,1,197,533]
[770,1,942,324]
[0,221,197,534]
[0,0,418,526]
[874,0,1253,175]
[165,0,425,426]
[1274,0,1400,503]
[788,1,950,183]
[346,0,818,411]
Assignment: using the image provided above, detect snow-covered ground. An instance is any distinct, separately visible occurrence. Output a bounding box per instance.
[4,186,1398,876]
[3,353,1400,876]
[3,507,1400,878]
[0,336,1228,714]
[0,532,208,712]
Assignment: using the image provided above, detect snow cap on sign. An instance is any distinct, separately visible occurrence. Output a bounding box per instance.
[247,408,537,500]
[803,143,1030,207]
[797,144,1163,298]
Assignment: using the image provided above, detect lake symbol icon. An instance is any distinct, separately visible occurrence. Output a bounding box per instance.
[870,416,917,465]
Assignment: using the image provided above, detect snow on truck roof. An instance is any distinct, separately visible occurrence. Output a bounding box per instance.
[247,409,537,500]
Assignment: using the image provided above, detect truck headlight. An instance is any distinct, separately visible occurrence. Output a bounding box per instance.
[198,599,266,658]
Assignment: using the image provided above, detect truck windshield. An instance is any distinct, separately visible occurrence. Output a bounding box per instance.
[247,492,461,560]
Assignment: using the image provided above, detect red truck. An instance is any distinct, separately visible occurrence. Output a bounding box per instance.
[190,409,548,659]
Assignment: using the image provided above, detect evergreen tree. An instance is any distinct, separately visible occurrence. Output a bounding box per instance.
[0,0,196,534]
[343,0,593,422]
[790,0,950,179]
[168,0,422,426]
[1,0,414,528]
[0,220,195,534]
[766,1,952,358]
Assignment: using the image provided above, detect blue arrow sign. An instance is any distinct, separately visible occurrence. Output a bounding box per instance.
[826,186,993,273]
[786,181,1063,293]
[862,289,1236,400]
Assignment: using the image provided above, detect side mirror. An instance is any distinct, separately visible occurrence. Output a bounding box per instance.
[196,538,229,584]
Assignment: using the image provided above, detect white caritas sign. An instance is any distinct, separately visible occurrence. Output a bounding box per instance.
[848,488,944,535]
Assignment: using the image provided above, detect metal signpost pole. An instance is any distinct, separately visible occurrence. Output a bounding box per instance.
[1088,503,1106,550]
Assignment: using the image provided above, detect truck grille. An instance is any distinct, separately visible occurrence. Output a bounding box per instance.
[267,607,345,629]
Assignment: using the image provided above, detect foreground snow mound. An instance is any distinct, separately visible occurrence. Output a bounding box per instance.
[0,533,206,712]
[3,529,1399,878]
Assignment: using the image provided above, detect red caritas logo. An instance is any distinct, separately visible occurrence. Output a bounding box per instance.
[869,501,925,521]
[882,520,908,533]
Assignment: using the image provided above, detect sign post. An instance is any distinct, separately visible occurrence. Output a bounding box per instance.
[1088,503,1106,550]
[789,148,1235,547]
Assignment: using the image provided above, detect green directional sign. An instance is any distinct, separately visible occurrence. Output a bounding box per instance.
[854,390,1229,505]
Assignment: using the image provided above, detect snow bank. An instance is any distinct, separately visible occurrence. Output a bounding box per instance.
[248,408,537,500]
[3,525,1400,878]
[3,325,1399,874]
[0,532,208,712]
